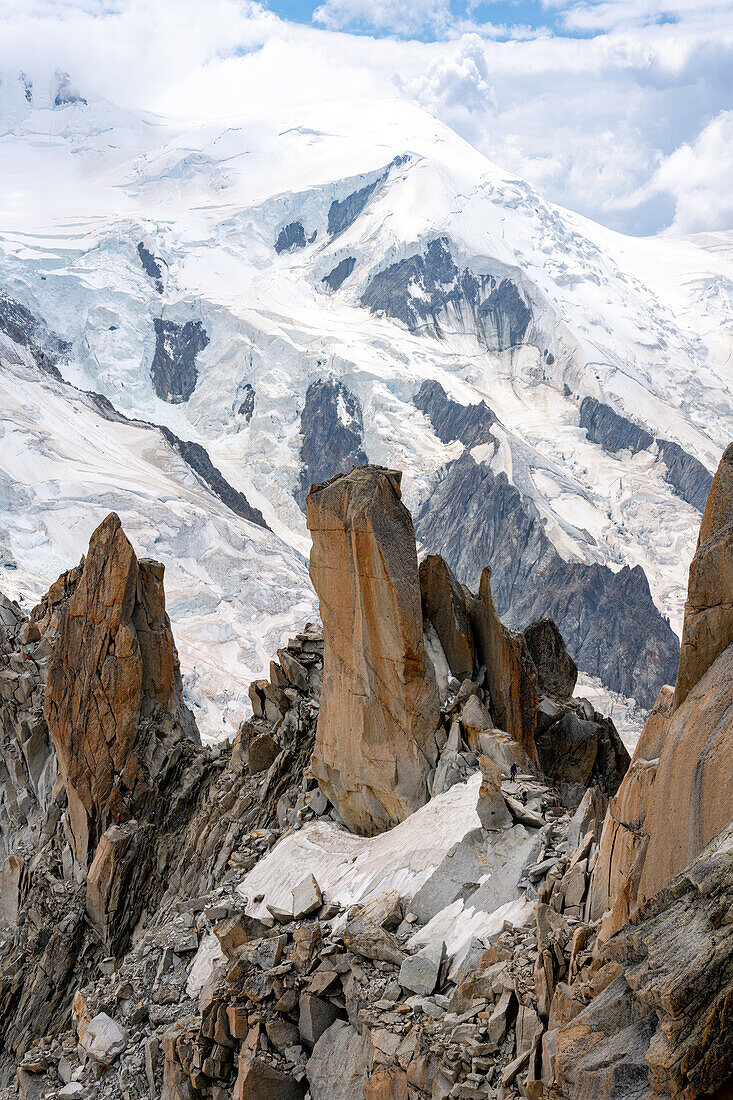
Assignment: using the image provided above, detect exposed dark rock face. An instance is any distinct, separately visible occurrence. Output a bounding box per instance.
[362,238,534,352]
[535,708,629,802]
[414,379,497,448]
[137,242,164,293]
[297,379,368,508]
[150,318,209,403]
[160,427,268,530]
[322,257,356,291]
[328,182,379,237]
[524,619,578,699]
[580,396,713,511]
[18,73,32,103]
[53,71,86,107]
[657,438,713,512]
[415,451,680,708]
[238,383,255,421]
[275,222,307,253]
[579,396,653,455]
[0,290,69,380]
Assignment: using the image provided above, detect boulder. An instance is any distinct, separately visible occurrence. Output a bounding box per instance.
[291,874,322,919]
[675,442,733,708]
[457,693,493,750]
[476,754,512,829]
[523,618,578,699]
[298,992,342,1049]
[79,1012,127,1066]
[306,467,440,835]
[398,940,444,996]
[468,568,538,759]
[85,821,152,955]
[306,1020,371,1100]
[234,1055,306,1100]
[535,709,629,800]
[44,513,198,866]
[419,554,475,680]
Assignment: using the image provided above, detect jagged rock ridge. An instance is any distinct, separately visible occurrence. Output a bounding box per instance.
[298,378,368,508]
[159,427,268,529]
[415,446,679,709]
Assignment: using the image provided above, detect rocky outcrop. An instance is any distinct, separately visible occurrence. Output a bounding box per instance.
[159,428,268,529]
[306,466,440,835]
[297,379,367,509]
[675,441,733,707]
[328,182,379,237]
[0,594,57,916]
[362,238,534,353]
[43,513,198,867]
[469,568,539,760]
[322,257,355,291]
[53,70,86,107]
[150,318,209,403]
[414,380,497,448]
[419,554,474,681]
[0,289,68,380]
[657,438,713,513]
[580,396,713,512]
[275,222,307,253]
[579,396,653,455]
[238,383,255,422]
[415,449,679,709]
[553,821,733,1100]
[523,619,578,699]
[137,242,164,293]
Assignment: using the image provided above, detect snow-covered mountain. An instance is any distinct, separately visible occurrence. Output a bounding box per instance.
[1,70,731,735]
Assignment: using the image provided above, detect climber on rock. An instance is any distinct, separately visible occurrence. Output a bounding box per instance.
[510,763,517,782]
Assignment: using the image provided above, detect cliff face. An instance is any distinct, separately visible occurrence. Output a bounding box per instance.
[43,513,198,867]
[306,466,441,835]
[589,443,733,935]
[674,441,733,708]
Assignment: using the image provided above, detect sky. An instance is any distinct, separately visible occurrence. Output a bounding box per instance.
[1,0,732,236]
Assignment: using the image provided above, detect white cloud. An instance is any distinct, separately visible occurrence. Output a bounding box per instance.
[635,110,733,233]
[0,0,731,234]
[313,0,451,36]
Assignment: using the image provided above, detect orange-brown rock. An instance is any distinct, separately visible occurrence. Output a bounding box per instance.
[553,821,733,1100]
[675,441,733,708]
[44,512,198,866]
[306,467,440,836]
[468,567,538,759]
[589,444,733,931]
[419,554,475,681]
[587,685,675,929]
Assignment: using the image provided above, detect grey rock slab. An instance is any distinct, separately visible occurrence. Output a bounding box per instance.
[291,874,322,919]
[306,1019,370,1100]
[399,940,445,996]
[298,992,342,1050]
